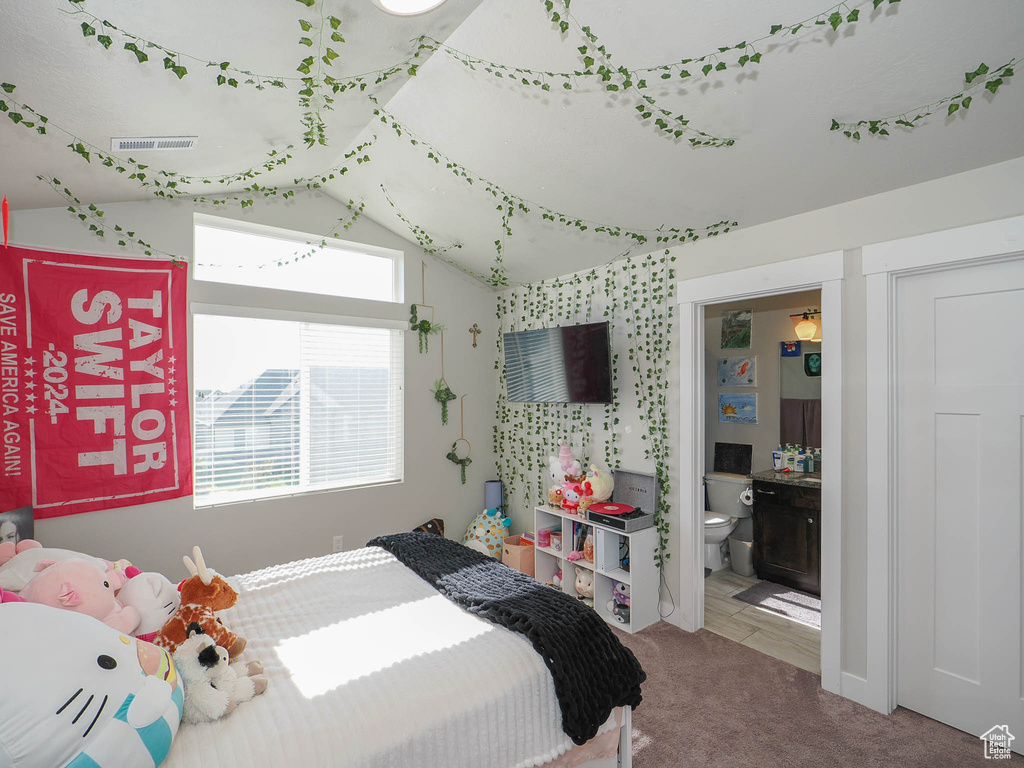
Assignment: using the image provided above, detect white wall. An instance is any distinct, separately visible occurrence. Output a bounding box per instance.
[704,291,820,476]
[9,192,499,579]
[668,155,1024,687]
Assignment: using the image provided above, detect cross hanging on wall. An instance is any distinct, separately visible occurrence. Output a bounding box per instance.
[469,323,481,348]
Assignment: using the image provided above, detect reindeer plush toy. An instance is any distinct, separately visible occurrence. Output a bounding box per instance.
[154,546,247,659]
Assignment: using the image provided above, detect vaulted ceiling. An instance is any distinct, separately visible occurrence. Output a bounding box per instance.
[3,0,1023,285]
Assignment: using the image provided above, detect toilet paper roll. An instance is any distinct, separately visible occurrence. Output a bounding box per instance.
[739,487,754,507]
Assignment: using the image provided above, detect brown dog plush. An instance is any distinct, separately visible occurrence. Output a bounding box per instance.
[154,546,247,659]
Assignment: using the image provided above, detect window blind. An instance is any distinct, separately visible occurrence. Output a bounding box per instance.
[193,316,403,506]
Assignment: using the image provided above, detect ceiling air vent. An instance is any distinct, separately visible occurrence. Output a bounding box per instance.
[110,136,198,152]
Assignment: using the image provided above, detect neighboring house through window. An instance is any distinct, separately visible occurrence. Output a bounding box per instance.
[191,215,404,507]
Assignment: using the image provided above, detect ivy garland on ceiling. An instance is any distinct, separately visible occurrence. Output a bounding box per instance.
[8,0,1005,282]
[831,58,1018,139]
[60,0,905,149]
[494,249,675,568]
[369,98,736,286]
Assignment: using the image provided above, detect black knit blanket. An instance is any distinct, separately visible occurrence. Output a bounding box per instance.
[367,531,646,745]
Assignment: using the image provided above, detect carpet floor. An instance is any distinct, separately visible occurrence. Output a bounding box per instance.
[615,622,1021,767]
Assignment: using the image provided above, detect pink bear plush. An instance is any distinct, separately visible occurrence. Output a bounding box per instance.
[20,558,141,634]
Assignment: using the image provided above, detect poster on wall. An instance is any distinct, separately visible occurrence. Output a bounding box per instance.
[0,505,33,544]
[718,393,757,424]
[0,245,191,518]
[720,309,752,349]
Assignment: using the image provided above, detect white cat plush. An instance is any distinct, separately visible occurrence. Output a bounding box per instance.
[0,602,182,768]
[118,572,182,642]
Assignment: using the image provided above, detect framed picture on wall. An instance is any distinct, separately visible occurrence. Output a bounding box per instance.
[805,352,822,377]
[717,356,756,387]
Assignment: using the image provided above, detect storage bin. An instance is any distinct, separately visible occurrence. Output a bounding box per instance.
[502,535,535,577]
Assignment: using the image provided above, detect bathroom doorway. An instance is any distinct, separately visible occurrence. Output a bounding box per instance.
[701,291,822,674]
[674,251,843,696]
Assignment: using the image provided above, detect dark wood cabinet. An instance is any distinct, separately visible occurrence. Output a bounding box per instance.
[752,479,821,596]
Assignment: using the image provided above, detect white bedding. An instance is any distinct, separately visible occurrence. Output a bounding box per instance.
[162,547,618,768]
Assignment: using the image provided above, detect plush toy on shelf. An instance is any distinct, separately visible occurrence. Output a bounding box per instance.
[462,508,512,559]
[547,455,565,506]
[19,557,142,634]
[584,465,615,503]
[0,602,182,768]
[551,567,562,590]
[558,442,583,482]
[573,566,595,608]
[154,547,247,659]
[606,581,631,624]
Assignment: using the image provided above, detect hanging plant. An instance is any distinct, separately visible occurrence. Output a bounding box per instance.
[446,440,472,484]
[432,378,457,425]
[410,305,444,353]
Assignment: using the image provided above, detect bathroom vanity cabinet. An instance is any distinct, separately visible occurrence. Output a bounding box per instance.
[750,472,821,597]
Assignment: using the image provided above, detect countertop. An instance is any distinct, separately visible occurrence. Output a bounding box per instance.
[749,469,822,488]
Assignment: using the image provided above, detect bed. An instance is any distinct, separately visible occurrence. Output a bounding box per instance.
[161,534,643,768]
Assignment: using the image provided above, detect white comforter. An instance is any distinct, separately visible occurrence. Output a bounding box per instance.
[162,547,616,768]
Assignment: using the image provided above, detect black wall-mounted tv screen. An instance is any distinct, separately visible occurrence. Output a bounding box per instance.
[503,321,613,404]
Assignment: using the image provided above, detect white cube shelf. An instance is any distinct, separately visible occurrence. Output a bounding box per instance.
[533,505,659,633]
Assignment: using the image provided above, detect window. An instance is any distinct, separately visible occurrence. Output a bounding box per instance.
[193,218,398,302]
[192,218,404,506]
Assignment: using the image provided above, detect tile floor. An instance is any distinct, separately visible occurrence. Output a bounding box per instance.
[703,568,822,675]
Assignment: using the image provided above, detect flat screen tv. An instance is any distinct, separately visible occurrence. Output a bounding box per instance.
[503,321,613,404]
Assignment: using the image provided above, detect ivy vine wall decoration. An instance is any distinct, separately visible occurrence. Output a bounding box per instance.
[494,249,676,568]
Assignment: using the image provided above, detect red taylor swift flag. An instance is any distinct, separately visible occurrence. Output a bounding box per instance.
[1,246,191,518]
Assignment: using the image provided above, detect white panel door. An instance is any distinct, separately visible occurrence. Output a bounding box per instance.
[897,255,1024,747]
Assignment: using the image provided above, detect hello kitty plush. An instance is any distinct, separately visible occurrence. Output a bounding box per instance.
[118,571,182,642]
[547,455,565,506]
[574,566,595,608]
[0,602,182,768]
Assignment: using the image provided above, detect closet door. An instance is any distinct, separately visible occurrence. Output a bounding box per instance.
[896,255,1024,748]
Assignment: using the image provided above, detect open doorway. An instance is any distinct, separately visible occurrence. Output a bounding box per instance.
[701,291,822,674]
[674,251,843,696]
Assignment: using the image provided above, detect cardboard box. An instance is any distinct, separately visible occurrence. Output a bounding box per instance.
[502,535,535,577]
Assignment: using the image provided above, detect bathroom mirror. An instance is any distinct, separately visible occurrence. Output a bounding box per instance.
[779,341,821,447]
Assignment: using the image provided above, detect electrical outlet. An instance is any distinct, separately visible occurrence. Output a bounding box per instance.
[333,535,344,553]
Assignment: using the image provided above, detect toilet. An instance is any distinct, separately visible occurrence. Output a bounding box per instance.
[703,471,752,571]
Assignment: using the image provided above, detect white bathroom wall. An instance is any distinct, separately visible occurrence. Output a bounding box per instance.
[8,193,499,579]
[704,290,821,476]
[669,155,1024,692]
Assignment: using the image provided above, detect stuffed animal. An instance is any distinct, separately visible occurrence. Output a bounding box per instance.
[119,571,182,642]
[558,442,583,481]
[610,603,630,624]
[0,588,25,603]
[0,545,107,592]
[584,465,615,502]
[20,557,141,634]
[0,537,41,567]
[606,581,631,623]
[547,455,565,506]
[210,651,268,704]
[551,567,562,590]
[0,602,182,768]
[462,508,512,559]
[154,546,247,659]
[562,480,593,514]
[574,566,595,608]
[173,626,238,724]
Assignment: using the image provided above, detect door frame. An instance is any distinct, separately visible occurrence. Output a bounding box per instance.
[674,250,844,696]
[862,213,1024,714]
